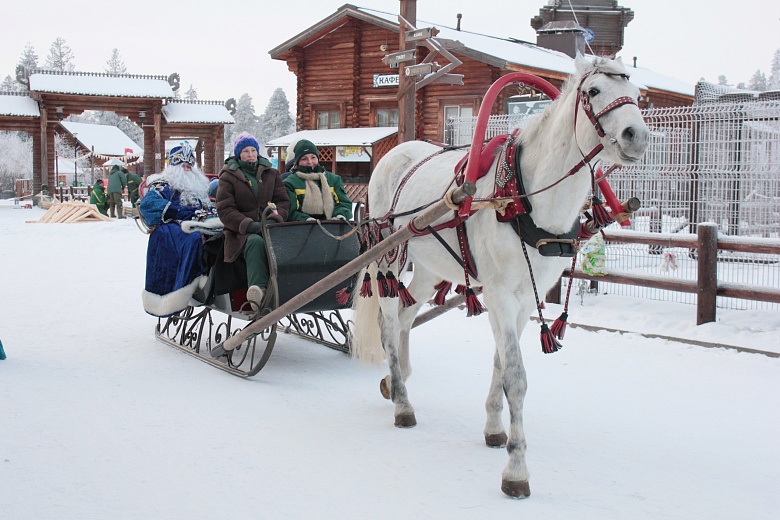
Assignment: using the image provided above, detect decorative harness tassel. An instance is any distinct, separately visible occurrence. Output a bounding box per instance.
[335,287,351,306]
[376,271,388,298]
[433,281,452,305]
[397,281,416,307]
[589,195,615,228]
[359,272,373,298]
[464,287,486,317]
[384,271,399,298]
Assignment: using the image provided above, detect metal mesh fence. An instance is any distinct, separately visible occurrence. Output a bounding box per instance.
[444,94,780,310]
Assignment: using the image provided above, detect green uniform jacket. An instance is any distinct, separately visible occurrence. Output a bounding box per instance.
[89,184,108,215]
[126,172,143,200]
[284,171,352,222]
[107,167,127,194]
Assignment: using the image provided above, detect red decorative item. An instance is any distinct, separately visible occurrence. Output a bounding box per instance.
[465,288,486,317]
[540,323,562,354]
[433,281,452,305]
[455,284,468,295]
[398,282,417,307]
[335,288,351,306]
[385,271,399,298]
[376,271,388,297]
[359,272,373,298]
[549,311,568,340]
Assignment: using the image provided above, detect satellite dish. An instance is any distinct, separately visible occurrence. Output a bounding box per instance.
[582,29,595,44]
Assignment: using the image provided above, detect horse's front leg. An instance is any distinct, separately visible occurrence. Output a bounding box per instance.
[484,349,508,448]
[484,290,532,499]
[378,295,417,428]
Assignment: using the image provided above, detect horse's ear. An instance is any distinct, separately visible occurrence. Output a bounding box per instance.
[574,53,589,74]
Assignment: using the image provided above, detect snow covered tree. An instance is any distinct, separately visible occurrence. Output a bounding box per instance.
[0,131,33,192]
[717,75,729,86]
[184,84,198,101]
[257,88,295,144]
[105,48,127,74]
[748,70,767,91]
[1,76,19,92]
[768,48,780,90]
[225,93,262,153]
[17,42,39,71]
[45,37,76,72]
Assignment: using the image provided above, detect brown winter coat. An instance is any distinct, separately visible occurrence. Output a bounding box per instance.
[216,159,290,263]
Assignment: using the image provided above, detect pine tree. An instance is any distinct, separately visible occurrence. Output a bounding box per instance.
[185,84,198,101]
[748,70,767,91]
[45,37,76,72]
[0,132,34,192]
[17,42,39,71]
[105,48,127,74]
[257,88,295,144]
[769,48,780,90]
[1,75,19,92]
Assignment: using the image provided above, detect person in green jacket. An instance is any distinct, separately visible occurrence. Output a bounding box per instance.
[106,165,127,218]
[283,139,352,222]
[89,179,109,216]
[124,168,143,208]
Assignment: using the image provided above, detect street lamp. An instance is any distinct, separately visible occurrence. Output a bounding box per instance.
[73,132,78,187]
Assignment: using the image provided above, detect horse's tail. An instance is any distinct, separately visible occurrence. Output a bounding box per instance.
[351,263,385,365]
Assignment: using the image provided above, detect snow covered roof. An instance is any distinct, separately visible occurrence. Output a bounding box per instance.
[60,121,143,157]
[162,102,234,124]
[271,5,694,97]
[266,127,398,147]
[0,93,40,117]
[28,71,174,98]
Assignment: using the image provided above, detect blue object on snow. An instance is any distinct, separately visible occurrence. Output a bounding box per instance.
[0,340,6,360]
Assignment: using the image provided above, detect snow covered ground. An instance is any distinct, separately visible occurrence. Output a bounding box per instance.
[1,200,778,519]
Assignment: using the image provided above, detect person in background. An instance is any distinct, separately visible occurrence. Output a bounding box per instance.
[284,139,352,222]
[124,168,143,208]
[106,164,127,218]
[216,132,289,311]
[139,142,221,317]
[89,179,109,216]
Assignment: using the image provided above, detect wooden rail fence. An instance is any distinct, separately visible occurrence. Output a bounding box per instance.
[546,223,780,325]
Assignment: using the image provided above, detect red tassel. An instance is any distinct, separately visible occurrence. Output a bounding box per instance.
[335,288,351,306]
[433,281,452,305]
[359,272,373,298]
[376,272,388,297]
[454,284,468,295]
[549,311,568,340]
[385,271,399,298]
[465,288,486,317]
[540,323,562,354]
[398,282,417,307]
[591,196,615,228]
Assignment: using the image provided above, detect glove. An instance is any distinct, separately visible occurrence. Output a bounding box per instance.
[306,217,316,221]
[334,214,347,221]
[268,213,284,223]
[246,221,262,234]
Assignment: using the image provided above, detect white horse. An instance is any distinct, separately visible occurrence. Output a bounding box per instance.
[352,55,649,498]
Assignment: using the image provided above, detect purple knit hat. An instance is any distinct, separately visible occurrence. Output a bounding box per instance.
[233,132,260,158]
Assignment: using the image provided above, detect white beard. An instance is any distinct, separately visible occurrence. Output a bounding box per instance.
[148,165,210,206]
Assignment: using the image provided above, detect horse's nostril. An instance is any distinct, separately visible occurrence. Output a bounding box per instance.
[623,127,635,141]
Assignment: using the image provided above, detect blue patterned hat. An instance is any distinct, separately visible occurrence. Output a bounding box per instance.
[233,132,260,158]
[169,142,196,167]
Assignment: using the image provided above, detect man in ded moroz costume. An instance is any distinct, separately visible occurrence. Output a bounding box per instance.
[140,142,221,317]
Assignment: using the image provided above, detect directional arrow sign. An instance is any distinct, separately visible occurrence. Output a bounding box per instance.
[405,27,439,42]
[382,49,417,66]
[432,73,464,85]
[405,62,440,77]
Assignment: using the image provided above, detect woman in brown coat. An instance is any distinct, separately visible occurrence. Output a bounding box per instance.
[216,132,289,310]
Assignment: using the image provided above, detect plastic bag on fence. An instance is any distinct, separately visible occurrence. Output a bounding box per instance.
[660,251,678,272]
[580,233,607,276]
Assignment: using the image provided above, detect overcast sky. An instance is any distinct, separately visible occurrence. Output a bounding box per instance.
[2,0,778,113]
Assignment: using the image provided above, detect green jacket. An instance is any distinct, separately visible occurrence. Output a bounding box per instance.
[284,170,352,222]
[107,166,127,194]
[90,184,108,215]
[126,172,143,199]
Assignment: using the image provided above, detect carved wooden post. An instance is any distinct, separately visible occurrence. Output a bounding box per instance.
[696,222,718,325]
[398,0,417,144]
[154,109,162,173]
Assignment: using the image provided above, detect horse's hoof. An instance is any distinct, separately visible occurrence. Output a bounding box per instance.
[394,413,417,428]
[485,432,508,448]
[501,479,531,499]
[379,378,391,400]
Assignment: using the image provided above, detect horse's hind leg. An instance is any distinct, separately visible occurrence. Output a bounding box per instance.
[378,293,416,428]
[484,350,508,448]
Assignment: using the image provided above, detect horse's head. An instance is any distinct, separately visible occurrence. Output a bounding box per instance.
[572,55,649,165]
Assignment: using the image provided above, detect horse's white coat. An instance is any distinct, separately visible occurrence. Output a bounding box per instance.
[352,56,649,497]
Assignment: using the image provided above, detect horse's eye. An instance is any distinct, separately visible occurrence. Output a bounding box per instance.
[587,88,599,98]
